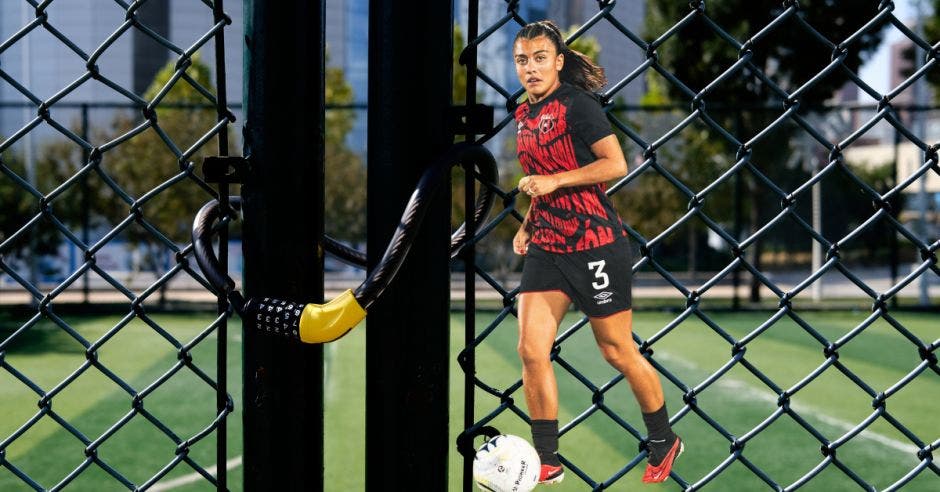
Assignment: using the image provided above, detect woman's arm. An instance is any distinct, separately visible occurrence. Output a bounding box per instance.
[513,203,534,255]
[517,134,627,197]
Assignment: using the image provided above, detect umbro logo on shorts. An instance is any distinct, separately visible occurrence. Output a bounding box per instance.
[594,291,614,304]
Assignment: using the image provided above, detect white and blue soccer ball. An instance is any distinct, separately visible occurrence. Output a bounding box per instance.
[472,434,541,492]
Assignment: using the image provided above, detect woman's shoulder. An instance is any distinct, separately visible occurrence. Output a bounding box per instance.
[562,83,603,106]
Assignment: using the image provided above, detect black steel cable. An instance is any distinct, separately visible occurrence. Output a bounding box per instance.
[191,142,499,341]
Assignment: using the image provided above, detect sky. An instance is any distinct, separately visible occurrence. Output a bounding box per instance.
[858,0,921,95]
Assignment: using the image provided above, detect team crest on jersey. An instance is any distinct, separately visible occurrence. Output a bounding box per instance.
[539,114,556,134]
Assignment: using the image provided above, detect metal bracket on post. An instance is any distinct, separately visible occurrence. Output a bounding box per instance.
[202,156,248,184]
[448,104,494,135]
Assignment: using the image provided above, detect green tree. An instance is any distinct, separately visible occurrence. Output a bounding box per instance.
[645,1,885,299]
[2,140,102,284]
[325,50,366,245]
[916,1,940,103]
[613,66,732,275]
[44,53,236,302]
[33,49,364,291]
[565,25,601,60]
[0,157,33,256]
[827,161,906,264]
[0,154,63,261]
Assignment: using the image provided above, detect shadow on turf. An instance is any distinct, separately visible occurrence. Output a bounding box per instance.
[0,315,86,355]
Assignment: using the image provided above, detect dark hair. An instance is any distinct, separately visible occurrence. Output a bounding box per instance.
[514,20,607,92]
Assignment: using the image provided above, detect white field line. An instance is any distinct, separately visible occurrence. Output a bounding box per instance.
[152,325,341,491]
[149,456,243,491]
[149,351,916,491]
[654,351,918,454]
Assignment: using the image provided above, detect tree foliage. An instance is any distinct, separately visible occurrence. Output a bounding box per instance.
[95,54,231,276]
[646,2,884,106]
[0,153,64,260]
[912,0,940,103]
[643,2,886,286]
[610,35,735,272]
[324,50,366,244]
[23,53,232,287]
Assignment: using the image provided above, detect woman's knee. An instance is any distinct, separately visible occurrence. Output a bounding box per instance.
[598,341,640,368]
[517,338,553,367]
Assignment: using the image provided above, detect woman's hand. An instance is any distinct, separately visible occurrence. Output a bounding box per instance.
[517,136,628,195]
[513,226,531,255]
[518,174,559,198]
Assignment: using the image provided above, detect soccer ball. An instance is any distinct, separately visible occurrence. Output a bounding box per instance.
[472,434,541,492]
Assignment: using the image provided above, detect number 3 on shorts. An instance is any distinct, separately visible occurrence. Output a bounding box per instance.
[587,260,609,290]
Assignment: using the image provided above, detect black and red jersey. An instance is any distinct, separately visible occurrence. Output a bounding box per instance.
[515,82,626,253]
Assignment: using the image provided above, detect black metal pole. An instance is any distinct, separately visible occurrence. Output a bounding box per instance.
[463,1,478,490]
[367,1,453,490]
[211,1,230,489]
[242,2,324,491]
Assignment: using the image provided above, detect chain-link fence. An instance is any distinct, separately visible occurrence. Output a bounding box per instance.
[6,0,937,490]
[458,1,939,490]
[1,1,235,489]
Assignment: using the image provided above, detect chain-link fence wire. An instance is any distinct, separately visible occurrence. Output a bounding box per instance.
[0,1,235,489]
[458,103,937,292]
[0,102,247,304]
[458,1,939,489]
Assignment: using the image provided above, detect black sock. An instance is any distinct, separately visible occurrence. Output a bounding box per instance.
[642,404,677,465]
[531,419,561,467]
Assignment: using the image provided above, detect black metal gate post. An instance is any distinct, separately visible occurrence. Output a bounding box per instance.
[462,2,480,490]
[242,2,325,491]
[367,0,454,489]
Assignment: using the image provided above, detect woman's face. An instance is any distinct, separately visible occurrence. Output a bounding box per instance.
[513,35,563,103]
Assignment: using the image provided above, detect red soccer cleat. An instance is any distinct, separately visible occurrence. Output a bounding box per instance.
[642,437,684,483]
[539,463,565,485]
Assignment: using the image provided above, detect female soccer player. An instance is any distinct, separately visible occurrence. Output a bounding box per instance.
[511,20,683,485]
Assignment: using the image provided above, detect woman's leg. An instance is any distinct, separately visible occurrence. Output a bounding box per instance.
[589,309,683,482]
[518,290,570,482]
[588,309,662,412]
[517,290,570,419]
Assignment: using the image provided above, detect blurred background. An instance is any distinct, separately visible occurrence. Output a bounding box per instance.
[1,0,937,308]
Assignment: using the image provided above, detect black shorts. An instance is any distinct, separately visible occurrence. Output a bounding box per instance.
[520,238,633,317]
